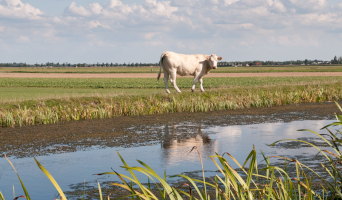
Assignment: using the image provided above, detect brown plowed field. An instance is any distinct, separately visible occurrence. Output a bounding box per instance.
[2,72,342,78]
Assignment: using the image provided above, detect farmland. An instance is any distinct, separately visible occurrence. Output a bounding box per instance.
[1,75,342,126]
[1,76,342,89]
[1,65,342,74]
[2,67,342,127]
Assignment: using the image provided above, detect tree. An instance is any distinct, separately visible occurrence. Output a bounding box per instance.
[333,56,338,64]
[304,59,308,65]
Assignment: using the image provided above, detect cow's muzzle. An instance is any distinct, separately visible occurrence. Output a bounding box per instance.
[212,66,217,69]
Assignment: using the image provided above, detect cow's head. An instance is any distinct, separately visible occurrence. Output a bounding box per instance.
[207,54,222,69]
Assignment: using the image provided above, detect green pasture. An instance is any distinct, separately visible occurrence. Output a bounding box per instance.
[1,76,342,89]
[0,87,160,102]
[1,76,342,102]
[1,65,342,73]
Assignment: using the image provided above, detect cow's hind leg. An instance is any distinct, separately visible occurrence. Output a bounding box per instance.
[163,71,170,93]
[199,78,205,92]
[170,71,181,93]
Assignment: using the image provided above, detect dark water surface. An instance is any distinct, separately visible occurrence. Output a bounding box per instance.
[0,103,340,199]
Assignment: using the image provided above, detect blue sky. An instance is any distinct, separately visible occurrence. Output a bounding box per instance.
[0,0,341,64]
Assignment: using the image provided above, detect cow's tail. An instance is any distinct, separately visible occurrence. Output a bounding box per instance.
[157,52,167,81]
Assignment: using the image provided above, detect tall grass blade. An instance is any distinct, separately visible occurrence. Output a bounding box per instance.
[34,158,67,200]
[0,191,4,200]
[5,155,31,200]
[98,182,103,200]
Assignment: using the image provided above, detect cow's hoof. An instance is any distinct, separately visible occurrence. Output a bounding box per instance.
[191,89,195,92]
[201,90,205,92]
[166,90,170,94]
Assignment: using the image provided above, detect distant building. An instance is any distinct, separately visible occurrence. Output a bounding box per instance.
[255,62,262,66]
[242,63,249,66]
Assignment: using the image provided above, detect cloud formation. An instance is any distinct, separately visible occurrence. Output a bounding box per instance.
[0,0,341,63]
[0,0,43,19]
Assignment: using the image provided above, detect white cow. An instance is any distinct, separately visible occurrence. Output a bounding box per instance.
[157,51,222,93]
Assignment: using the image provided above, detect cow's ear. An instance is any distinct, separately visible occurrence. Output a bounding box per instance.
[218,57,222,60]
[206,56,210,61]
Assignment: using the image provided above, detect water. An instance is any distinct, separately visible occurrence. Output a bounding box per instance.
[0,119,337,199]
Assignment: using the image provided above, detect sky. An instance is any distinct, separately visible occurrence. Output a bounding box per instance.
[0,0,341,64]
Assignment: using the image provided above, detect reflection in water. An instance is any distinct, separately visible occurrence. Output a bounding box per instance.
[0,118,337,200]
[161,123,216,166]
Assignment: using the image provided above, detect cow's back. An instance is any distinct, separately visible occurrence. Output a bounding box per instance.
[161,52,206,76]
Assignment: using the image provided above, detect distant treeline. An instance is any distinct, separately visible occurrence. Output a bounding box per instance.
[1,56,341,67]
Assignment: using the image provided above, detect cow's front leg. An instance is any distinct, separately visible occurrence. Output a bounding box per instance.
[199,78,204,92]
[191,75,200,92]
[163,71,170,93]
[170,71,181,93]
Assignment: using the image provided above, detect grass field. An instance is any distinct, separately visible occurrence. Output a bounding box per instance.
[1,65,342,73]
[1,76,342,102]
[1,76,342,90]
[1,75,342,127]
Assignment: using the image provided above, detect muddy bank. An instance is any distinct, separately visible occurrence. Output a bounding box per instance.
[0,102,340,158]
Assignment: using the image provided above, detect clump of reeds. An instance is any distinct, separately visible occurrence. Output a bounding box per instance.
[1,85,342,127]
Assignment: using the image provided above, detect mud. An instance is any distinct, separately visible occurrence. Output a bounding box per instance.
[0,102,340,159]
[2,72,342,78]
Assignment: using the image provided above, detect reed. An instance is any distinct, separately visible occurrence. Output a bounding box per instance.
[1,85,342,127]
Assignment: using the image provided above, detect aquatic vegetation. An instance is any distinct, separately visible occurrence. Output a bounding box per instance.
[1,84,342,127]
[3,102,342,199]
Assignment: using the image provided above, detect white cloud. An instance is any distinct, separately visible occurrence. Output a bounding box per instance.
[109,0,123,8]
[289,0,327,10]
[302,13,338,25]
[144,32,161,39]
[210,0,219,4]
[90,3,103,15]
[144,0,178,17]
[225,0,240,6]
[250,6,269,16]
[0,0,341,63]
[272,0,286,12]
[65,2,91,17]
[89,20,110,29]
[19,35,30,42]
[338,3,342,9]
[0,0,43,19]
[53,17,62,24]
[265,0,273,6]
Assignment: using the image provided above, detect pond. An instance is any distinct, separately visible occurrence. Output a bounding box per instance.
[0,103,340,199]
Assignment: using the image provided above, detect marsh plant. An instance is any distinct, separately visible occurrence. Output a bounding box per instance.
[2,85,342,127]
[3,102,342,200]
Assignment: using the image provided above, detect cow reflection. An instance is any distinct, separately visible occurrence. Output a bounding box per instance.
[160,123,216,165]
